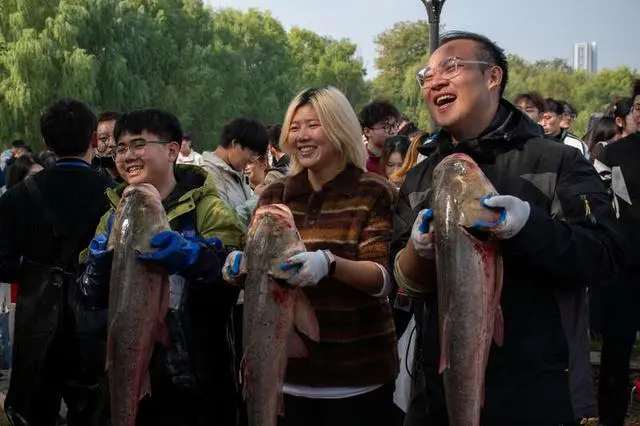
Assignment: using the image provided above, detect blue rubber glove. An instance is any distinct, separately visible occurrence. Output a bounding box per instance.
[472,195,531,240]
[138,230,200,274]
[222,250,245,283]
[410,209,435,259]
[280,250,329,287]
[89,234,112,260]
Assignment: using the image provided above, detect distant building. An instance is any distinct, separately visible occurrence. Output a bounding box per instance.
[573,42,598,73]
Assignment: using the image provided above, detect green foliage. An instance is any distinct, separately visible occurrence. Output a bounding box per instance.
[0,0,368,151]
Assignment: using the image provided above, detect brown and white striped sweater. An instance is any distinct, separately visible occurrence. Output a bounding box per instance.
[257,164,399,387]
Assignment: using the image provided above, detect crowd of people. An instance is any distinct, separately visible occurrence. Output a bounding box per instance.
[0,29,638,426]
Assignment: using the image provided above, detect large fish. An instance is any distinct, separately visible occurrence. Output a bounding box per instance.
[431,153,504,426]
[242,204,320,426]
[107,183,171,426]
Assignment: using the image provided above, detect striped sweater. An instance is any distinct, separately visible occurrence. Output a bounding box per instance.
[257,164,399,387]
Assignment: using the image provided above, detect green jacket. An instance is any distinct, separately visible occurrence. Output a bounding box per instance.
[80,165,243,261]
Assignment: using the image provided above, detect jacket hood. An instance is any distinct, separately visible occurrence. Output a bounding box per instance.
[106,164,219,210]
[419,99,544,158]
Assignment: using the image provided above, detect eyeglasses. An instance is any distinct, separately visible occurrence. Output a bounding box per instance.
[416,56,491,89]
[373,120,399,135]
[112,139,171,160]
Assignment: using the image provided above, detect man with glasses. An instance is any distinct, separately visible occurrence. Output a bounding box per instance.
[391,31,623,426]
[594,79,640,426]
[201,116,269,231]
[91,111,123,183]
[359,100,401,175]
[77,108,244,426]
[541,98,589,159]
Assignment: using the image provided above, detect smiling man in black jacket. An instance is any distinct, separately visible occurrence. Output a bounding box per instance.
[392,31,624,426]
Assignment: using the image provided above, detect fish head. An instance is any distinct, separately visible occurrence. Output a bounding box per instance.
[112,183,170,254]
[432,153,502,232]
[246,204,306,275]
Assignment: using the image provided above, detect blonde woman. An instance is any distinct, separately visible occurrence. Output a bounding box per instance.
[224,87,398,426]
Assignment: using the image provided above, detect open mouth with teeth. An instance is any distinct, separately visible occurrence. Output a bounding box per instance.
[434,94,457,109]
[298,145,317,158]
[126,164,144,177]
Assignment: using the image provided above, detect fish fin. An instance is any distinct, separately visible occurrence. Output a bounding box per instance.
[140,370,151,400]
[438,314,450,374]
[277,393,285,417]
[286,332,308,358]
[293,290,320,342]
[494,306,504,347]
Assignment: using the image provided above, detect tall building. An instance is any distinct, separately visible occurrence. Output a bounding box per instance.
[573,42,598,73]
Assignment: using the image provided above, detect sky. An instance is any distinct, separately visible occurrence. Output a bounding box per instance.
[204,0,639,78]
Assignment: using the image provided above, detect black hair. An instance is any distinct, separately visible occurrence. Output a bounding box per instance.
[514,92,546,112]
[440,31,509,96]
[11,140,25,149]
[97,111,121,123]
[558,100,577,117]
[606,97,633,120]
[543,98,564,115]
[632,79,640,99]
[37,150,57,168]
[6,154,39,189]
[183,132,192,142]
[397,121,420,138]
[40,99,97,157]
[114,108,183,144]
[219,116,268,157]
[383,135,411,159]
[267,123,283,151]
[584,116,618,150]
[358,100,401,129]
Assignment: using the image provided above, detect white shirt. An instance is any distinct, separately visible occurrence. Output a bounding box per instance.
[176,150,203,166]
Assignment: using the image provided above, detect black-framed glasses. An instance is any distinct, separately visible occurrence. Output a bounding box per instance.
[373,120,399,134]
[416,56,491,89]
[112,139,171,160]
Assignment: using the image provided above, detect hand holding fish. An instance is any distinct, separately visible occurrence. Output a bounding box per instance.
[280,250,330,287]
[137,230,201,273]
[222,250,246,283]
[89,233,113,260]
[472,195,531,240]
[411,209,436,259]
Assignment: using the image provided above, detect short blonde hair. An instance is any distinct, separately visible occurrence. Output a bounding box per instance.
[280,87,366,175]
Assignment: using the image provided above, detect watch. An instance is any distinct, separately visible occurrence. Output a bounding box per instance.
[323,250,336,277]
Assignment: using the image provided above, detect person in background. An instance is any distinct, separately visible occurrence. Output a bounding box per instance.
[593,79,640,426]
[0,140,26,175]
[584,117,619,161]
[267,124,289,174]
[245,155,268,192]
[92,111,122,183]
[514,91,546,123]
[359,100,401,175]
[224,86,399,426]
[608,97,637,139]
[559,100,578,130]
[77,108,244,426]
[389,133,430,188]
[5,155,43,190]
[38,150,58,169]
[0,99,114,426]
[380,135,410,187]
[176,133,203,166]
[397,116,421,139]
[201,116,269,230]
[393,31,622,426]
[541,98,590,158]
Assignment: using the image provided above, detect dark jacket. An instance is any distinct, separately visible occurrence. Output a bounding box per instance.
[392,101,624,426]
[77,165,244,426]
[0,159,113,425]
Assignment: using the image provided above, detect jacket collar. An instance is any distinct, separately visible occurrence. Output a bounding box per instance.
[283,164,363,202]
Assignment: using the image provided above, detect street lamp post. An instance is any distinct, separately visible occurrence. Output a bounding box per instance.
[420,0,446,131]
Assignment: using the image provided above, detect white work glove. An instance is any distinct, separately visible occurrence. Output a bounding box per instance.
[222,250,246,283]
[411,209,435,259]
[280,250,329,287]
[472,195,531,240]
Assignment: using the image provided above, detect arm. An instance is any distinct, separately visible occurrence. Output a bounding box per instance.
[333,183,396,296]
[390,179,437,297]
[76,211,113,310]
[0,191,21,283]
[503,150,624,286]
